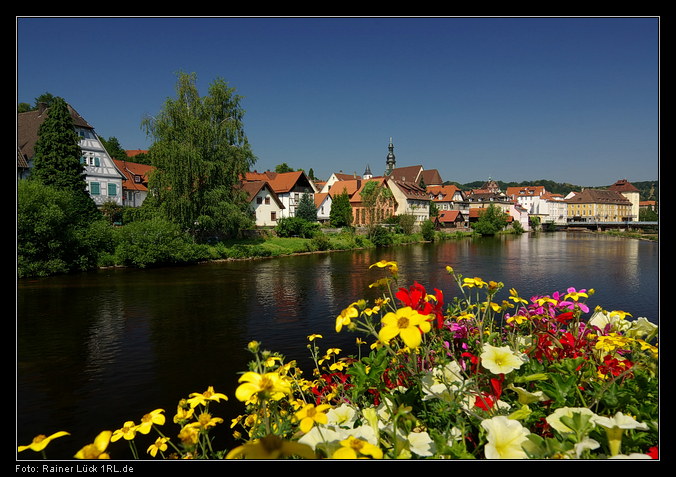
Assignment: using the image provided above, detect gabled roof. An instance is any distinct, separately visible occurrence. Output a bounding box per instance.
[243,170,316,194]
[327,179,363,198]
[437,210,465,223]
[419,169,443,186]
[427,185,463,201]
[349,177,390,204]
[314,192,330,208]
[239,180,285,209]
[565,189,632,205]
[391,179,429,201]
[506,185,546,198]
[389,165,423,183]
[18,102,93,160]
[112,159,154,192]
[608,179,639,193]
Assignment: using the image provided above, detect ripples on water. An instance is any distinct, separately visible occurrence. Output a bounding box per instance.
[16,232,658,459]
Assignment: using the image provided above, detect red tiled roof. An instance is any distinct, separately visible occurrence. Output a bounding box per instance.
[112,159,154,192]
[608,179,639,193]
[125,149,149,157]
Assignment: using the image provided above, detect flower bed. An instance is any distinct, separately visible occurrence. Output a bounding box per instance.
[19,261,658,460]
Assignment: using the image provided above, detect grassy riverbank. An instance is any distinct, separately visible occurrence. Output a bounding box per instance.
[205,229,478,261]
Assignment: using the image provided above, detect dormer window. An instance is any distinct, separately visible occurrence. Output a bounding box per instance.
[134,175,142,183]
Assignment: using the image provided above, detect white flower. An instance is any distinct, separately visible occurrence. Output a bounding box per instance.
[421,361,464,401]
[480,344,524,375]
[407,431,435,457]
[626,317,658,340]
[593,412,648,431]
[481,416,530,459]
[326,403,357,428]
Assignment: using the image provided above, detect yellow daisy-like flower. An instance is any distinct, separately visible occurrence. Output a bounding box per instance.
[369,259,398,274]
[173,401,195,424]
[235,371,291,402]
[186,412,224,430]
[336,303,359,332]
[225,434,316,459]
[186,386,228,408]
[307,334,323,341]
[111,421,138,442]
[177,425,200,446]
[137,409,166,435]
[147,436,170,458]
[332,436,383,459]
[74,430,112,459]
[509,288,528,305]
[379,306,431,349]
[295,403,331,433]
[18,431,70,453]
[462,277,487,288]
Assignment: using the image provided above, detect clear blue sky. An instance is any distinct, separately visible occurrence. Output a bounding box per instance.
[17,16,660,186]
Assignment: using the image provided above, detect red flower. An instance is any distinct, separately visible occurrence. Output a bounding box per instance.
[647,446,658,459]
[396,281,445,328]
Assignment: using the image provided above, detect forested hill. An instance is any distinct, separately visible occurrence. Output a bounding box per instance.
[446,179,658,201]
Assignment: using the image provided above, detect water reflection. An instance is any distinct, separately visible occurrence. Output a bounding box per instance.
[17,232,658,460]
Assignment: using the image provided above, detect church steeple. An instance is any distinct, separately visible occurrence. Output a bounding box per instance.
[363,164,372,180]
[385,137,396,175]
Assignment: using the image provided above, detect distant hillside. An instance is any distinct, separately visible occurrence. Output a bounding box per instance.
[446,179,658,202]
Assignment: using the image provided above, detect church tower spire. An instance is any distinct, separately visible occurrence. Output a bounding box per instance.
[385,137,396,176]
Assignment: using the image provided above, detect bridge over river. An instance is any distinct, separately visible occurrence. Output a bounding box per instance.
[563,221,658,231]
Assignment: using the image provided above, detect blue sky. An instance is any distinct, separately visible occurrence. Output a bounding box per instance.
[17,17,659,186]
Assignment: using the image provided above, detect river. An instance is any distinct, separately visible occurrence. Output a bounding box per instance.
[16,232,659,460]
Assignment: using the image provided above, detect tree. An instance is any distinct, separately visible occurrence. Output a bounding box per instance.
[275,163,295,173]
[100,136,128,161]
[359,180,394,239]
[472,204,509,236]
[329,188,353,228]
[30,96,99,221]
[141,72,257,240]
[296,191,317,222]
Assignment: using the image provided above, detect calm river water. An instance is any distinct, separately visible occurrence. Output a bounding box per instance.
[16,232,659,460]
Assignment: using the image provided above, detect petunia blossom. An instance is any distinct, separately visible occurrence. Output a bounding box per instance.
[480,343,524,375]
[481,416,530,459]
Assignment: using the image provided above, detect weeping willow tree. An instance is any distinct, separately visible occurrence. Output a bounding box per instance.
[142,72,257,241]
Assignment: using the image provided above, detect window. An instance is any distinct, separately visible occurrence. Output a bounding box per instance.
[108,183,117,196]
[265,197,270,205]
[271,211,276,221]
[90,182,101,195]
[257,197,263,204]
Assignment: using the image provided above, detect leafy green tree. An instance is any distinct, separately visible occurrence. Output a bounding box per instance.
[275,163,295,173]
[330,188,353,228]
[30,96,99,221]
[100,136,128,161]
[296,191,317,222]
[359,180,394,239]
[17,181,110,277]
[141,72,256,241]
[472,204,509,235]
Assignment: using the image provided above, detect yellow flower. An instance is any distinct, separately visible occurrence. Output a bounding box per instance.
[187,412,224,430]
[74,431,112,459]
[307,334,323,341]
[462,277,487,288]
[111,421,138,442]
[336,303,359,332]
[235,371,291,402]
[137,409,165,434]
[369,260,398,274]
[174,401,195,424]
[186,386,228,408]
[379,306,431,349]
[18,431,70,453]
[225,434,316,459]
[480,343,524,375]
[509,288,528,305]
[332,436,383,459]
[147,437,169,458]
[177,425,200,446]
[295,403,331,433]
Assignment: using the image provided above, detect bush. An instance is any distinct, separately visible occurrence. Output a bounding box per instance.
[370,225,393,247]
[275,217,320,238]
[113,218,206,268]
[421,219,436,242]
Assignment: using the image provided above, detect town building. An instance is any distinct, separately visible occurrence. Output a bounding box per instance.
[243,170,317,219]
[112,159,154,207]
[608,179,640,221]
[240,180,285,226]
[565,189,633,222]
[18,102,126,206]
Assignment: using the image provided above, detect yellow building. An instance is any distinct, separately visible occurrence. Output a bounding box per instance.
[565,189,633,222]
